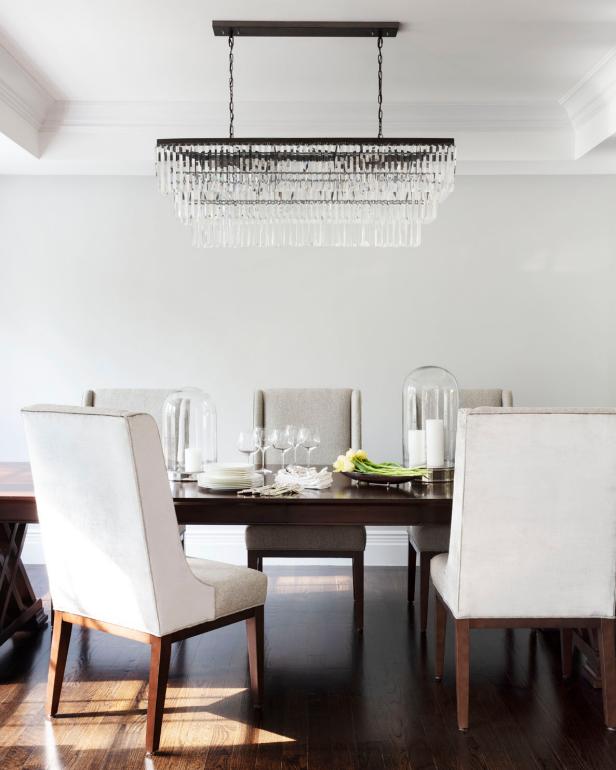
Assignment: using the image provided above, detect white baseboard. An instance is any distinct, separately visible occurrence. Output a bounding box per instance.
[22,525,412,567]
[22,525,45,564]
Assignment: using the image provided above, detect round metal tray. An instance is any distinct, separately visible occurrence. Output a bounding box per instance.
[341,470,419,486]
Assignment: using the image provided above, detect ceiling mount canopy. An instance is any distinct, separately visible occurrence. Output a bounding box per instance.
[156,20,456,248]
[211,20,400,37]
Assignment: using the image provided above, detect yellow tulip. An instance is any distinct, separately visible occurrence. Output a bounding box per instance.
[333,454,355,472]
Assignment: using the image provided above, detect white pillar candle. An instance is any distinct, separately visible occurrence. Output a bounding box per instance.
[176,397,187,464]
[184,447,203,473]
[407,429,426,466]
[426,419,445,467]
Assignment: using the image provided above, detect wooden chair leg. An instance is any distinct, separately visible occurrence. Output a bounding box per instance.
[455,619,470,731]
[247,551,259,570]
[561,628,573,679]
[599,618,616,730]
[146,636,172,755]
[407,542,417,604]
[257,556,263,571]
[46,611,72,717]
[352,552,364,632]
[419,552,435,633]
[435,591,447,681]
[246,605,264,707]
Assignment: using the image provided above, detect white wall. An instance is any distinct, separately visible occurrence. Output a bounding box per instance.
[2,175,615,564]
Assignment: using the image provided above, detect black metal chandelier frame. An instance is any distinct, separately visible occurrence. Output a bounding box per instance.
[156,20,455,164]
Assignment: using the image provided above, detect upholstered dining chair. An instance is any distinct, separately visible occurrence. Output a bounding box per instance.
[82,388,187,547]
[408,388,513,632]
[245,388,366,630]
[22,405,267,755]
[431,407,616,731]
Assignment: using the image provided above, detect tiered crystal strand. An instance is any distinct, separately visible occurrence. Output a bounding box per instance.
[156,141,456,247]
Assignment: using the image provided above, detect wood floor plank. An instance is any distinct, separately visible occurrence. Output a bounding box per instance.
[0,565,615,769]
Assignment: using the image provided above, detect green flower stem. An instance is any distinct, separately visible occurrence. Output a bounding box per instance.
[352,458,427,476]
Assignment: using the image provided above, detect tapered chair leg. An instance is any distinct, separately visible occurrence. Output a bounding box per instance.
[455,619,470,731]
[146,636,172,755]
[435,591,447,681]
[407,542,417,604]
[246,605,265,707]
[46,611,72,717]
[352,552,364,632]
[419,552,436,633]
[599,618,616,730]
[561,628,573,679]
[247,551,259,570]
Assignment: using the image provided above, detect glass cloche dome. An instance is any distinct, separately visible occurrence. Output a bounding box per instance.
[402,366,459,469]
[162,387,217,481]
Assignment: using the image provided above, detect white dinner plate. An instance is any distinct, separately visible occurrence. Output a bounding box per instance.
[197,472,263,492]
[207,462,255,473]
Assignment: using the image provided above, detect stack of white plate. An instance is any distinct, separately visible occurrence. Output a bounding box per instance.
[197,463,263,492]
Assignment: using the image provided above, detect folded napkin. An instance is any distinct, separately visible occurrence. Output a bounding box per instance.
[275,465,333,490]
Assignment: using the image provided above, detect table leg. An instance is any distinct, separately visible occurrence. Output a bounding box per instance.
[572,628,603,689]
[0,522,47,646]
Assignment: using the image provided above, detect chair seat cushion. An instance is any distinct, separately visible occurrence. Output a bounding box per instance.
[430,553,449,602]
[245,525,366,552]
[408,524,450,553]
[186,557,267,619]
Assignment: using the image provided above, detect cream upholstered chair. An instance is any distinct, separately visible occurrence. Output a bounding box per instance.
[431,407,616,731]
[22,405,267,755]
[83,389,187,546]
[245,388,366,630]
[408,388,513,632]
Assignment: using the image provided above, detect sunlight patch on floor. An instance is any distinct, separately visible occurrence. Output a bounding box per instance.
[5,682,294,752]
[272,574,352,593]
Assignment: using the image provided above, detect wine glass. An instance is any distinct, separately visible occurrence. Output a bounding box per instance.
[237,431,257,465]
[296,426,311,466]
[285,424,299,465]
[253,427,273,475]
[271,428,292,469]
[302,429,321,468]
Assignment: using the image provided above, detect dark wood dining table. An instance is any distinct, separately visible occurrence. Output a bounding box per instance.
[0,461,453,646]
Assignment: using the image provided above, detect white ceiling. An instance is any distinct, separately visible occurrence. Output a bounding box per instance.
[1,0,616,173]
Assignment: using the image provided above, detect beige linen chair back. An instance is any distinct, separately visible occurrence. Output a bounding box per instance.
[83,389,176,434]
[460,389,513,408]
[22,405,217,636]
[254,388,361,464]
[443,407,616,619]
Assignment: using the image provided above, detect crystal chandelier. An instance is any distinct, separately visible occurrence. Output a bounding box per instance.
[156,21,456,248]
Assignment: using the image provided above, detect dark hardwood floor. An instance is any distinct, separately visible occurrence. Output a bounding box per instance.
[0,565,614,769]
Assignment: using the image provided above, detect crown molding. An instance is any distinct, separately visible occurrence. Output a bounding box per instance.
[43,99,569,134]
[559,47,616,157]
[0,43,53,156]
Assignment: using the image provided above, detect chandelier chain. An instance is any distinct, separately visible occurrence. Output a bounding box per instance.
[228,33,235,139]
[377,34,383,139]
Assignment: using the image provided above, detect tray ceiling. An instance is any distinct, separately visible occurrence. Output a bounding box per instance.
[1,0,615,173]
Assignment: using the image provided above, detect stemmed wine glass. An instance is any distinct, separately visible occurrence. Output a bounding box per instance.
[301,428,321,468]
[237,431,258,465]
[296,426,311,466]
[285,424,299,465]
[253,427,273,475]
[271,428,292,469]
